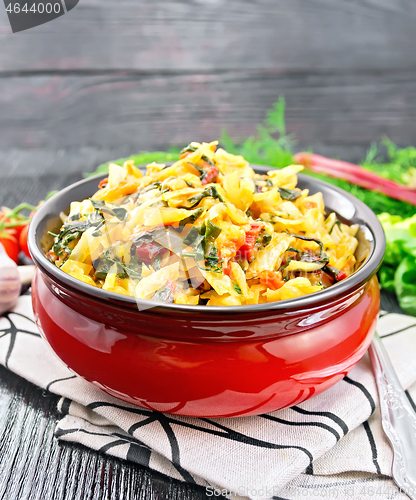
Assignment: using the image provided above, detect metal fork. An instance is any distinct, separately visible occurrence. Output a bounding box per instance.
[369,331,416,500]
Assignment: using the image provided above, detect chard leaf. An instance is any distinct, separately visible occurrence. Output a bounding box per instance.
[278,187,301,201]
[183,226,203,248]
[299,251,329,264]
[186,162,204,176]
[187,186,224,207]
[290,234,324,256]
[152,253,162,271]
[179,207,204,226]
[394,257,416,315]
[181,143,198,155]
[91,199,105,210]
[262,233,272,246]
[105,207,128,222]
[202,220,222,256]
[152,284,174,303]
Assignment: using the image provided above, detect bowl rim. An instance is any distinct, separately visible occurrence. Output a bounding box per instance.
[29,164,386,315]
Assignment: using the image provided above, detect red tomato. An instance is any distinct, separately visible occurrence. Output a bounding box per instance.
[135,242,166,265]
[259,270,285,290]
[201,163,219,185]
[3,226,18,240]
[336,271,348,281]
[0,233,19,263]
[223,262,232,276]
[236,223,264,262]
[19,224,31,259]
[10,221,29,241]
[0,208,30,240]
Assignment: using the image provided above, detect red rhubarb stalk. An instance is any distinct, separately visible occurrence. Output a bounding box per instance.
[293,153,416,206]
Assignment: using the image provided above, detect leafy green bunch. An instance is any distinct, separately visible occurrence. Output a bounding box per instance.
[378,213,416,315]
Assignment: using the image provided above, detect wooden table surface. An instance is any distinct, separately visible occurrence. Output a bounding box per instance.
[0,370,209,500]
[0,0,414,497]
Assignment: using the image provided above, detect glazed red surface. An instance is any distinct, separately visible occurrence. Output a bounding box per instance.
[32,269,379,417]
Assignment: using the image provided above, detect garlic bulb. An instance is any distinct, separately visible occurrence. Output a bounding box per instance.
[0,243,21,315]
[17,265,36,287]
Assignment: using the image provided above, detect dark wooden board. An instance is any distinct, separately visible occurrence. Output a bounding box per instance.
[1,0,416,164]
[0,69,415,169]
[0,148,126,207]
[1,0,416,72]
[0,366,211,500]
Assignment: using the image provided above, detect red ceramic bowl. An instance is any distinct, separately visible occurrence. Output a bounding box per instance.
[29,167,385,417]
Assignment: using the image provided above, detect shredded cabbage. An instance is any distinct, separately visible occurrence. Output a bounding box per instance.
[47,142,360,306]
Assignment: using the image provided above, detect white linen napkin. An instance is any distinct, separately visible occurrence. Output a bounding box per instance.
[1,293,416,500]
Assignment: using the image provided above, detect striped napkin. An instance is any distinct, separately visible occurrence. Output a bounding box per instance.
[1,293,416,500]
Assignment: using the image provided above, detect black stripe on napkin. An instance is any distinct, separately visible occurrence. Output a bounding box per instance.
[54,427,153,467]
[0,311,41,368]
[343,376,376,413]
[46,375,77,392]
[87,401,196,481]
[261,414,341,442]
[99,439,130,453]
[199,418,314,467]
[60,397,72,415]
[157,413,197,484]
[276,474,393,496]
[3,311,38,327]
[305,463,313,475]
[128,415,159,435]
[55,427,115,440]
[98,438,152,467]
[291,407,349,436]
[379,323,416,339]
[87,401,154,416]
[87,401,313,466]
[362,421,381,474]
[126,442,152,466]
[405,390,416,412]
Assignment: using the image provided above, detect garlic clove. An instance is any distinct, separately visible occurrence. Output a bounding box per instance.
[17,265,36,286]
[0,243,21,316]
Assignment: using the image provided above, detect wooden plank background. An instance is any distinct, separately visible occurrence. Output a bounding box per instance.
[0,366,209,500]
[0,3,415,497]
[1,0,416,207]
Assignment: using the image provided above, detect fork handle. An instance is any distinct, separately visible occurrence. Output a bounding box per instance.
[369,332,416,500]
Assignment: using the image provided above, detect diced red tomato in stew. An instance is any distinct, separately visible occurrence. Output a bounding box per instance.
[166,280,176,294]
[201,164,219,185]
[236,223,263,262]
[336,271,348,281]
[259,270,285,290]
[135,242,166,265]
[223,261,232,276]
